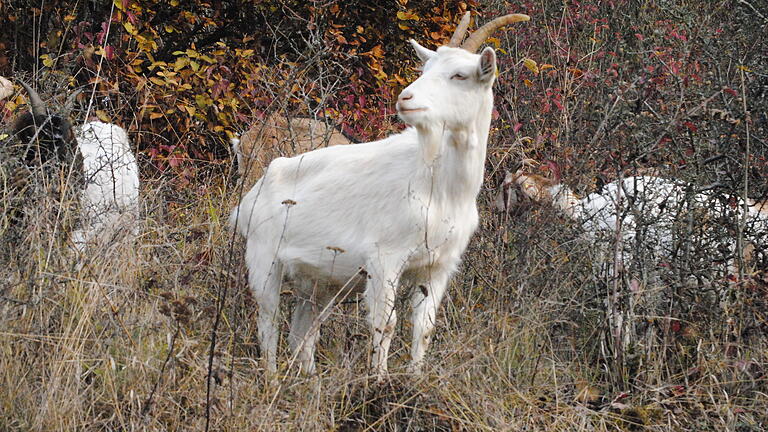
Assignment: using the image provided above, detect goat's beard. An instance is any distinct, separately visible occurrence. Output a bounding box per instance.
[415,123,445,165]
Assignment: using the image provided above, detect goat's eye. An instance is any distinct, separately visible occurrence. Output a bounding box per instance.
[451,73,467,80]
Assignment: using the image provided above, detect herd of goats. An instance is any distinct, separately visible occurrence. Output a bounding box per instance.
[1,12,766,379]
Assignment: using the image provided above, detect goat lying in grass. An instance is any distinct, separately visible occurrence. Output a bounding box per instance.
[230,12,530,379]
[500,169,768,349]
[230,113,354,190]
[6,80,140,252]
[502,169,768,279]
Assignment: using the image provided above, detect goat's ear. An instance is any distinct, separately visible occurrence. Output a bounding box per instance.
[410,39,436,63]
[477,47,497,84]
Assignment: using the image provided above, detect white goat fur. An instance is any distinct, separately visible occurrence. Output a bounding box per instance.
[231,114,353,189]
[509,172,768,272]
[71,121,140,251]
[13,80,140,253]
[231,38,505,377]
[0,76,13,100]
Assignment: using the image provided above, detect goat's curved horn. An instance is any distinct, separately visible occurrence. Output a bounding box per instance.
[17,79,47,117]
[461,13,530,53]
[63,88,83,114]
[447,12,471,47]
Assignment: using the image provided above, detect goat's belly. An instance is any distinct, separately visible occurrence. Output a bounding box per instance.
[280,247,368,286]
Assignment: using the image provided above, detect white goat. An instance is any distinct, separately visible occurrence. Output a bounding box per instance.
[505,170,767,266]
[11,81,140,252]
[71,121,140,251]
[230,12,530,378]
[231,113,354,190]
[503,170,767,349]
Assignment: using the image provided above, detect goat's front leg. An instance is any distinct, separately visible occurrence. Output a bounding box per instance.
[409,266,451,374]
[364,259,401,381]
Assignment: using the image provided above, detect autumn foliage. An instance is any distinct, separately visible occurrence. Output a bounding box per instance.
[1,0,487,187]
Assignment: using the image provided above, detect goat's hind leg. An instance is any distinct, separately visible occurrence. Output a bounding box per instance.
[249,258,283,375]
[288,281,333,375]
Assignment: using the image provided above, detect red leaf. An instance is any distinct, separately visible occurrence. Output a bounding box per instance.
[513,122,523,133]
[545,160,561,181]
[671,321,682,333]
[724,87,739,97]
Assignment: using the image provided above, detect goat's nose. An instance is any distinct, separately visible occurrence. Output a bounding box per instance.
[398,91,413,102]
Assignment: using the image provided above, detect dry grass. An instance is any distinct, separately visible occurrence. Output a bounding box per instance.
[1,167,766,431]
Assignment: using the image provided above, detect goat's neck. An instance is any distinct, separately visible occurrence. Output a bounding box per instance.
[414,98,491,202]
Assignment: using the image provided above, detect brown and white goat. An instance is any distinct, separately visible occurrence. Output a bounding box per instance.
[5,80,139,252]
[231,113,354,189]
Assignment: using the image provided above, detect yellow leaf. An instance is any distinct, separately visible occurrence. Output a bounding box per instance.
[174,57,188,71]
[123,22,137,35]
[523,58,539,74]
[41,54,54,67]
[540,64,555,71]
[523,79,533,87]
[398,23,410,30]
[64,14,76,22]
[95,110,111,122]
[0,134,8,140]
[486,37,501,48]
[149,77,165,86]
[164,25,174,33]
[185,106,196,116]
[397,10,420,21]
[737,65,752,72]
[149,112,163,120]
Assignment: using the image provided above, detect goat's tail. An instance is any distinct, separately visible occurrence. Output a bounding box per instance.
[228,177,263,237]
[228,198,252,238]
